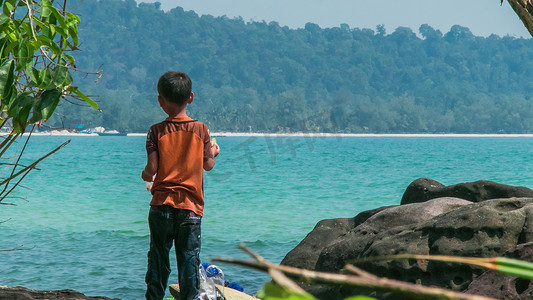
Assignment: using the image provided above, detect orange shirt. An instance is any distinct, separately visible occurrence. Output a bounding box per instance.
[146,116,212,216]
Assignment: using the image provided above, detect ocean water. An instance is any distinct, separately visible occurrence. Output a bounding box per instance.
[2,135,533,299]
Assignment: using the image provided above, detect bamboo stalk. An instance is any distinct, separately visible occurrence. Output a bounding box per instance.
[496,257,533,271]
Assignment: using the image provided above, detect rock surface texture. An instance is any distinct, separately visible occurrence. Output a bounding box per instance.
[465,242,533,299]
[281,179,533,300]
[0,286,119,300]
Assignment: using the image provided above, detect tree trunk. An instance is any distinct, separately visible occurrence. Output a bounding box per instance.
[507,0,533,37]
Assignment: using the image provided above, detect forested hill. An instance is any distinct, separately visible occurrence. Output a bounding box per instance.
[55,0,533,133]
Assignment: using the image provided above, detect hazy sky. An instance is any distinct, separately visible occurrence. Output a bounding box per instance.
[136,0,530,38]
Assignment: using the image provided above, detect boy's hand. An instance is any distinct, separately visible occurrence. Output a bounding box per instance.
[141,169,154,182]
[211,143,220,157]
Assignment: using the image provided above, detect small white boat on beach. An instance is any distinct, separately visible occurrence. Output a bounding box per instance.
[96,129,127,136]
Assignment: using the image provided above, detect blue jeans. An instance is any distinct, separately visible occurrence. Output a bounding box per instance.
[145,205,201,300]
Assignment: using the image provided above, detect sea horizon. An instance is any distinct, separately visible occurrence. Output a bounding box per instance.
[12,131,533,137]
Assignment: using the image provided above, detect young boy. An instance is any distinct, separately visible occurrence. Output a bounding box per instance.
[142,71,220,300]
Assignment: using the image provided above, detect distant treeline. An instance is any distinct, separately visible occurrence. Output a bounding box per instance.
[51,0,533,133]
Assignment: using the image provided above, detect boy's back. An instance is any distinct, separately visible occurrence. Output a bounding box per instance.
[146,115,212,216]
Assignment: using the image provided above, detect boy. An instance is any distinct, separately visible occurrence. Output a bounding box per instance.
[142,71,220,300]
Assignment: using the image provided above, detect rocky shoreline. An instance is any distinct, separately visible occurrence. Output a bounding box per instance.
[281,178,533,299]
[0,286,119,300]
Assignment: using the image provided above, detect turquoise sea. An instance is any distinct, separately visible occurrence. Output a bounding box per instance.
[3,135,533,299]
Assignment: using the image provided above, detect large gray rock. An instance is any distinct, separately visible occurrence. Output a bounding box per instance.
[281,196,533,299]
[281,206,395,270]
[401,178,533,205]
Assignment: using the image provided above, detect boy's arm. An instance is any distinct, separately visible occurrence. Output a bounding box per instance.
[141,151,158,181]
[203,143,220,171]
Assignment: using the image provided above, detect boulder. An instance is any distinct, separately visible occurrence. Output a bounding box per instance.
[0,286,119,300]
[400,178,533,205]
[281,196,533,299]
[280,206,395,270]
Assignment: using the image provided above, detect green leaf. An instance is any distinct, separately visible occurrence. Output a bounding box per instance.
[8,91,34,117]
[54,25,68,41]
[0,38,6,58]
[28,107,42,123]
[2,18,17,42]
[16,39,30,70]
[35,34,51,46]
[8,91,35,133]
[20,22,33,38]
[40,0,53,19]
[48,11,57,26]
[29,39,41,51]
[53,60,67,86]
[39,68,52,89]
[30,14,45,30]
[0,58,14,99]
[37,89,61,120]
[256,282,316,300]
[343,296,376,300]
[68,86,100,111]
[67,26,78,46]
[47,40,60,55]
[66,12,80,25]
[50,8,67,28]
[63,70,73,87]
[28,66,41,86]
[3,36,18,55]
[36,34,60,55]
[2,0,15,17]
[1,84,16,111]
[63,53,75,64]
[0,14,10,27]
[39,15,56,39]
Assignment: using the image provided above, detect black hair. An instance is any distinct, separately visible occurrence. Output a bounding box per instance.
[157,71,192,105]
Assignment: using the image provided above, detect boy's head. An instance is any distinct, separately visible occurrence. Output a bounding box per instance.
[157,71,192,106]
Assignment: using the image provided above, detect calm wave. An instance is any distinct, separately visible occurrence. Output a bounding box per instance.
[2,136,533,299]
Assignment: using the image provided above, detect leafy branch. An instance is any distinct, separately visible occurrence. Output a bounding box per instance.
[0,0,99,252]
[1,0,101,134]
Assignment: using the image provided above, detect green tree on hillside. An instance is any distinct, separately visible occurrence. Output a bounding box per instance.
[44,0,533,134]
